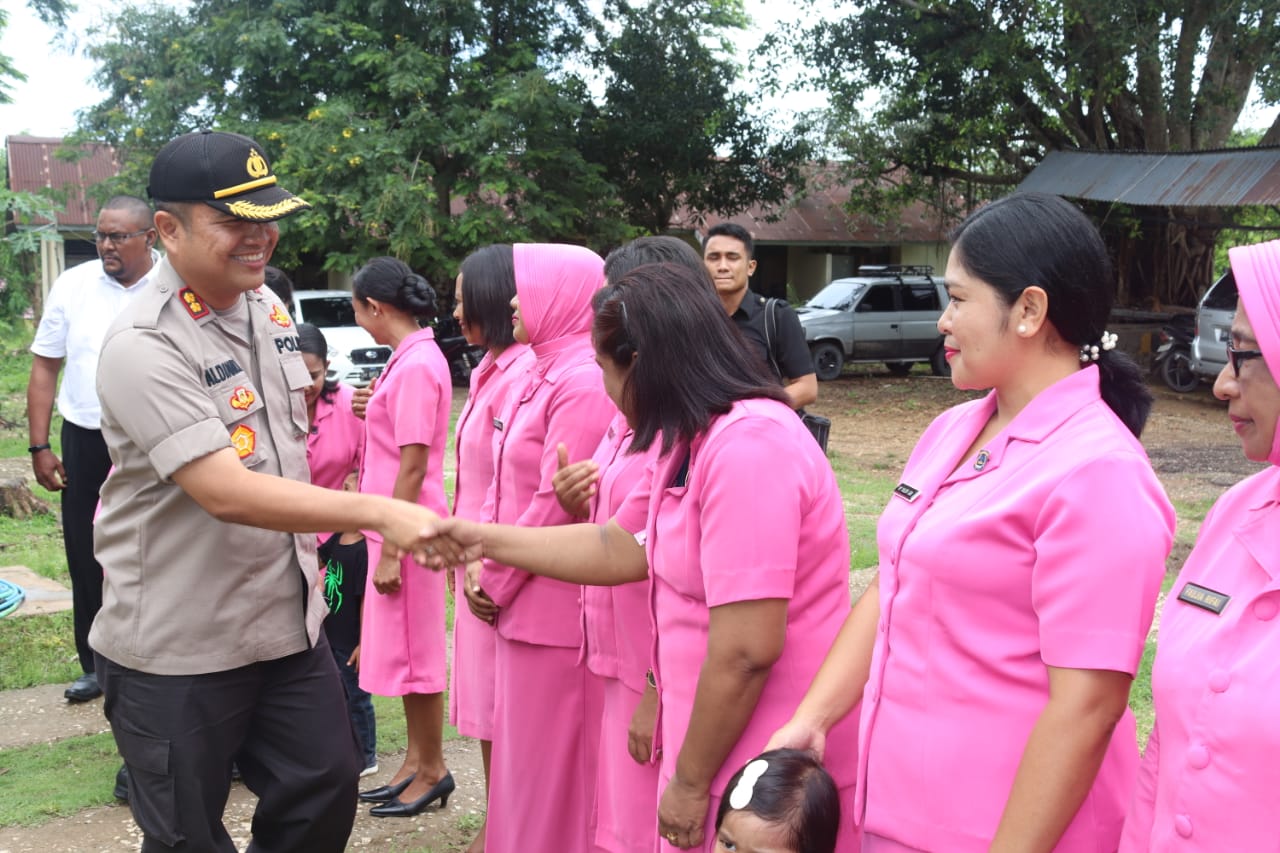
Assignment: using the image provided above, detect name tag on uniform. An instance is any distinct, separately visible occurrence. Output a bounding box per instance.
[893,483,921,503]
[1177,582,1230,615]
[493,418,504,431]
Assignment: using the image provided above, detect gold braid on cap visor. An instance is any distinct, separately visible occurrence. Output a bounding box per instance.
[226,196,311,220]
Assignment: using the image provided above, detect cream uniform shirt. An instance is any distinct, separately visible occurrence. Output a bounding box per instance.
[90,256,324,675]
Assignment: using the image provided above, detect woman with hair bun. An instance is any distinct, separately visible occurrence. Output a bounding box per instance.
[770,192,1176,851]
[349,256,455,816]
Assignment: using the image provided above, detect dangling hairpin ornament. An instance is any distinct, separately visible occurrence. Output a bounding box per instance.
[728,759,769,809]
[1079,330,1118,363]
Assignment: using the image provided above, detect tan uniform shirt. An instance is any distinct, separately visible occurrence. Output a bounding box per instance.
[90,257,327,675]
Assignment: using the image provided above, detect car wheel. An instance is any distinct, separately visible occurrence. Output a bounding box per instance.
[1161,348,1199,393]
[811,342,844,382]
[885,361,913,377]
[930,343,951,377]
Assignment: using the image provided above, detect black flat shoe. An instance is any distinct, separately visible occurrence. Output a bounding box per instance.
[369,772,455,817]
[65,672,103,703]
[358,772,415,803]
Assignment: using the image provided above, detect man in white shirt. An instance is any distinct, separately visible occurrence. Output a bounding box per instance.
[27,196,159,704]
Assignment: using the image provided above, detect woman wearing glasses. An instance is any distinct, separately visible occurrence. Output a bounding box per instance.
[1120,239,1280,852]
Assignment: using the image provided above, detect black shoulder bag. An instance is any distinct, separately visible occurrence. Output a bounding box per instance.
[764,298,831,453]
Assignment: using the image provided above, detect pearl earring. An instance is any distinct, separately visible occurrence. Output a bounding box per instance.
[1017,324,1027,334]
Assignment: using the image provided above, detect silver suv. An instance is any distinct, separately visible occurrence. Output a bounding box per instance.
[1190,271,1237,380]
[797,266,951,380]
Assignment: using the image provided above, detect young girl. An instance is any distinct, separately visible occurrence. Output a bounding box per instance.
[318,472,377,776]
[714,750,841,853]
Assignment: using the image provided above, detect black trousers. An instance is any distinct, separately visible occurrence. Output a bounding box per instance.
[61,420,112,673]
[96,638,361,853]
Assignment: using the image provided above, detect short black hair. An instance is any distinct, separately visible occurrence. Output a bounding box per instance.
[705,222,755,259]
[593,262,788,454]
[263,265,295,314]
[715,749,840,853]
[458,244,516,349]
[353,256,437,320]
[102,195,154,227]
[604,236,707,285]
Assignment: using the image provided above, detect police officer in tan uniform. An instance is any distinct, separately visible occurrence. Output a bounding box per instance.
[91,130,439,853]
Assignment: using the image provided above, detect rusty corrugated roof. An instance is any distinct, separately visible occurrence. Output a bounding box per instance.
[1018,147,1280,207]
[670,176,954,244]
[5,135,121,227]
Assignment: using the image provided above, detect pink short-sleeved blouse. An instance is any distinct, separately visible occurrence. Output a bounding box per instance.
[306,381,362,491]
[859,366,1175,852]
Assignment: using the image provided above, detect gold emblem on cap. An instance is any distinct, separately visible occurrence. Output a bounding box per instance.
[246,149,270,179]
[226,196,311,220]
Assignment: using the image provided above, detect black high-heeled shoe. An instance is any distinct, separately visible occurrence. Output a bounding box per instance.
[369,771,455,817]
[358,772,416,803]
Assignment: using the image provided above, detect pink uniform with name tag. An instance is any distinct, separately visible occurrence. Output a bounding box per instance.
[1120,465,1280,852]
[858,366,1173,852]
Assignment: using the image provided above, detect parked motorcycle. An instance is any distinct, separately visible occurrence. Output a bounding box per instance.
[434,315,485,388]
[1154,314,1198,393]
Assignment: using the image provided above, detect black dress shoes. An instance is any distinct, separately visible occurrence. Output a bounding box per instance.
[369,772,455,817]
[358,772,416,803]
[65,672,103,703]
[113,765,129,801]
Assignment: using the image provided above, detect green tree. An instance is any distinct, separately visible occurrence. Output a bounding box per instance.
[583,0,811,233]
[77,0,631,281]
[780,1,1280,305]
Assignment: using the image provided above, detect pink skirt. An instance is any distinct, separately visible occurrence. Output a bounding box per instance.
[449,564,497,740]
[357,537,446,696]
[595,675,660,852]
[486,637,596,853]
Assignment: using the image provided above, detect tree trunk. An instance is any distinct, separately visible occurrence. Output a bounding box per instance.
[0,477,52,520]
[1105,211,1219,309]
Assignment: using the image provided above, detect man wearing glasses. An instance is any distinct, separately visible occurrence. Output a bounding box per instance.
[27,195,158,707]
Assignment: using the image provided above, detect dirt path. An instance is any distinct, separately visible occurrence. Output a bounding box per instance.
[1,375,1258,851]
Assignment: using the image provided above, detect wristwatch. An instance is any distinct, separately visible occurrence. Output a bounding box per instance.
[28,443,51,454]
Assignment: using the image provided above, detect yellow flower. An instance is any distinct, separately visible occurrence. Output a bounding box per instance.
[307,108,325,121]
[328,145,338,153]
[348,156,363,167]
[141,78,153,88]
[134,127,144,139]
[342,128,353,138]
[267,131,281,141]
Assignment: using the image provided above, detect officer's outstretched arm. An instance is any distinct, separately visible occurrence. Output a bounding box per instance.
[172,447,436,555]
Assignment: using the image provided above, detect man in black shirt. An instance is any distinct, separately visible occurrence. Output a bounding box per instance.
[703,222,817,409]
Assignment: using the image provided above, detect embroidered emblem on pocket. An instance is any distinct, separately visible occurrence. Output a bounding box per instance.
[229,387,256,411]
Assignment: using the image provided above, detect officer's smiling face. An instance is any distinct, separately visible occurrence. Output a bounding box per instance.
[157,204,279,307]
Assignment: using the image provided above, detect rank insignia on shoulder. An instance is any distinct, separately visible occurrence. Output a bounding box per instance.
[893,483,920,502]
[229,386,256,411]
[230,424,256,459]
[1177,582,1230,615]
[268,304,292,328]
[180,288,210,319]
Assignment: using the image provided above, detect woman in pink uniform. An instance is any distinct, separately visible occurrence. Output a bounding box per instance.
[448,244,532,852]
[463,243,616,853]
[553,237,711,853]
[432,262,860,853]
[298,323,362,493]
[769,192,1175,852]
[349,257,454,817]
[1120,239,1280,852]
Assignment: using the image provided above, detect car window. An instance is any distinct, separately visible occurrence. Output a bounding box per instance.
[903,283,940,311]
[856,284,898,313]
[298,296,357,328]
[1201,271,1238,310]
[806,280,865,310]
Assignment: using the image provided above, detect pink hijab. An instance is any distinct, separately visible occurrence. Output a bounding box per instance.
[513,243,605,351]
[1228,238,1280,465]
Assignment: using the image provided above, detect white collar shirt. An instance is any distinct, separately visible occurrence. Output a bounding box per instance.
[29,252,161,429]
